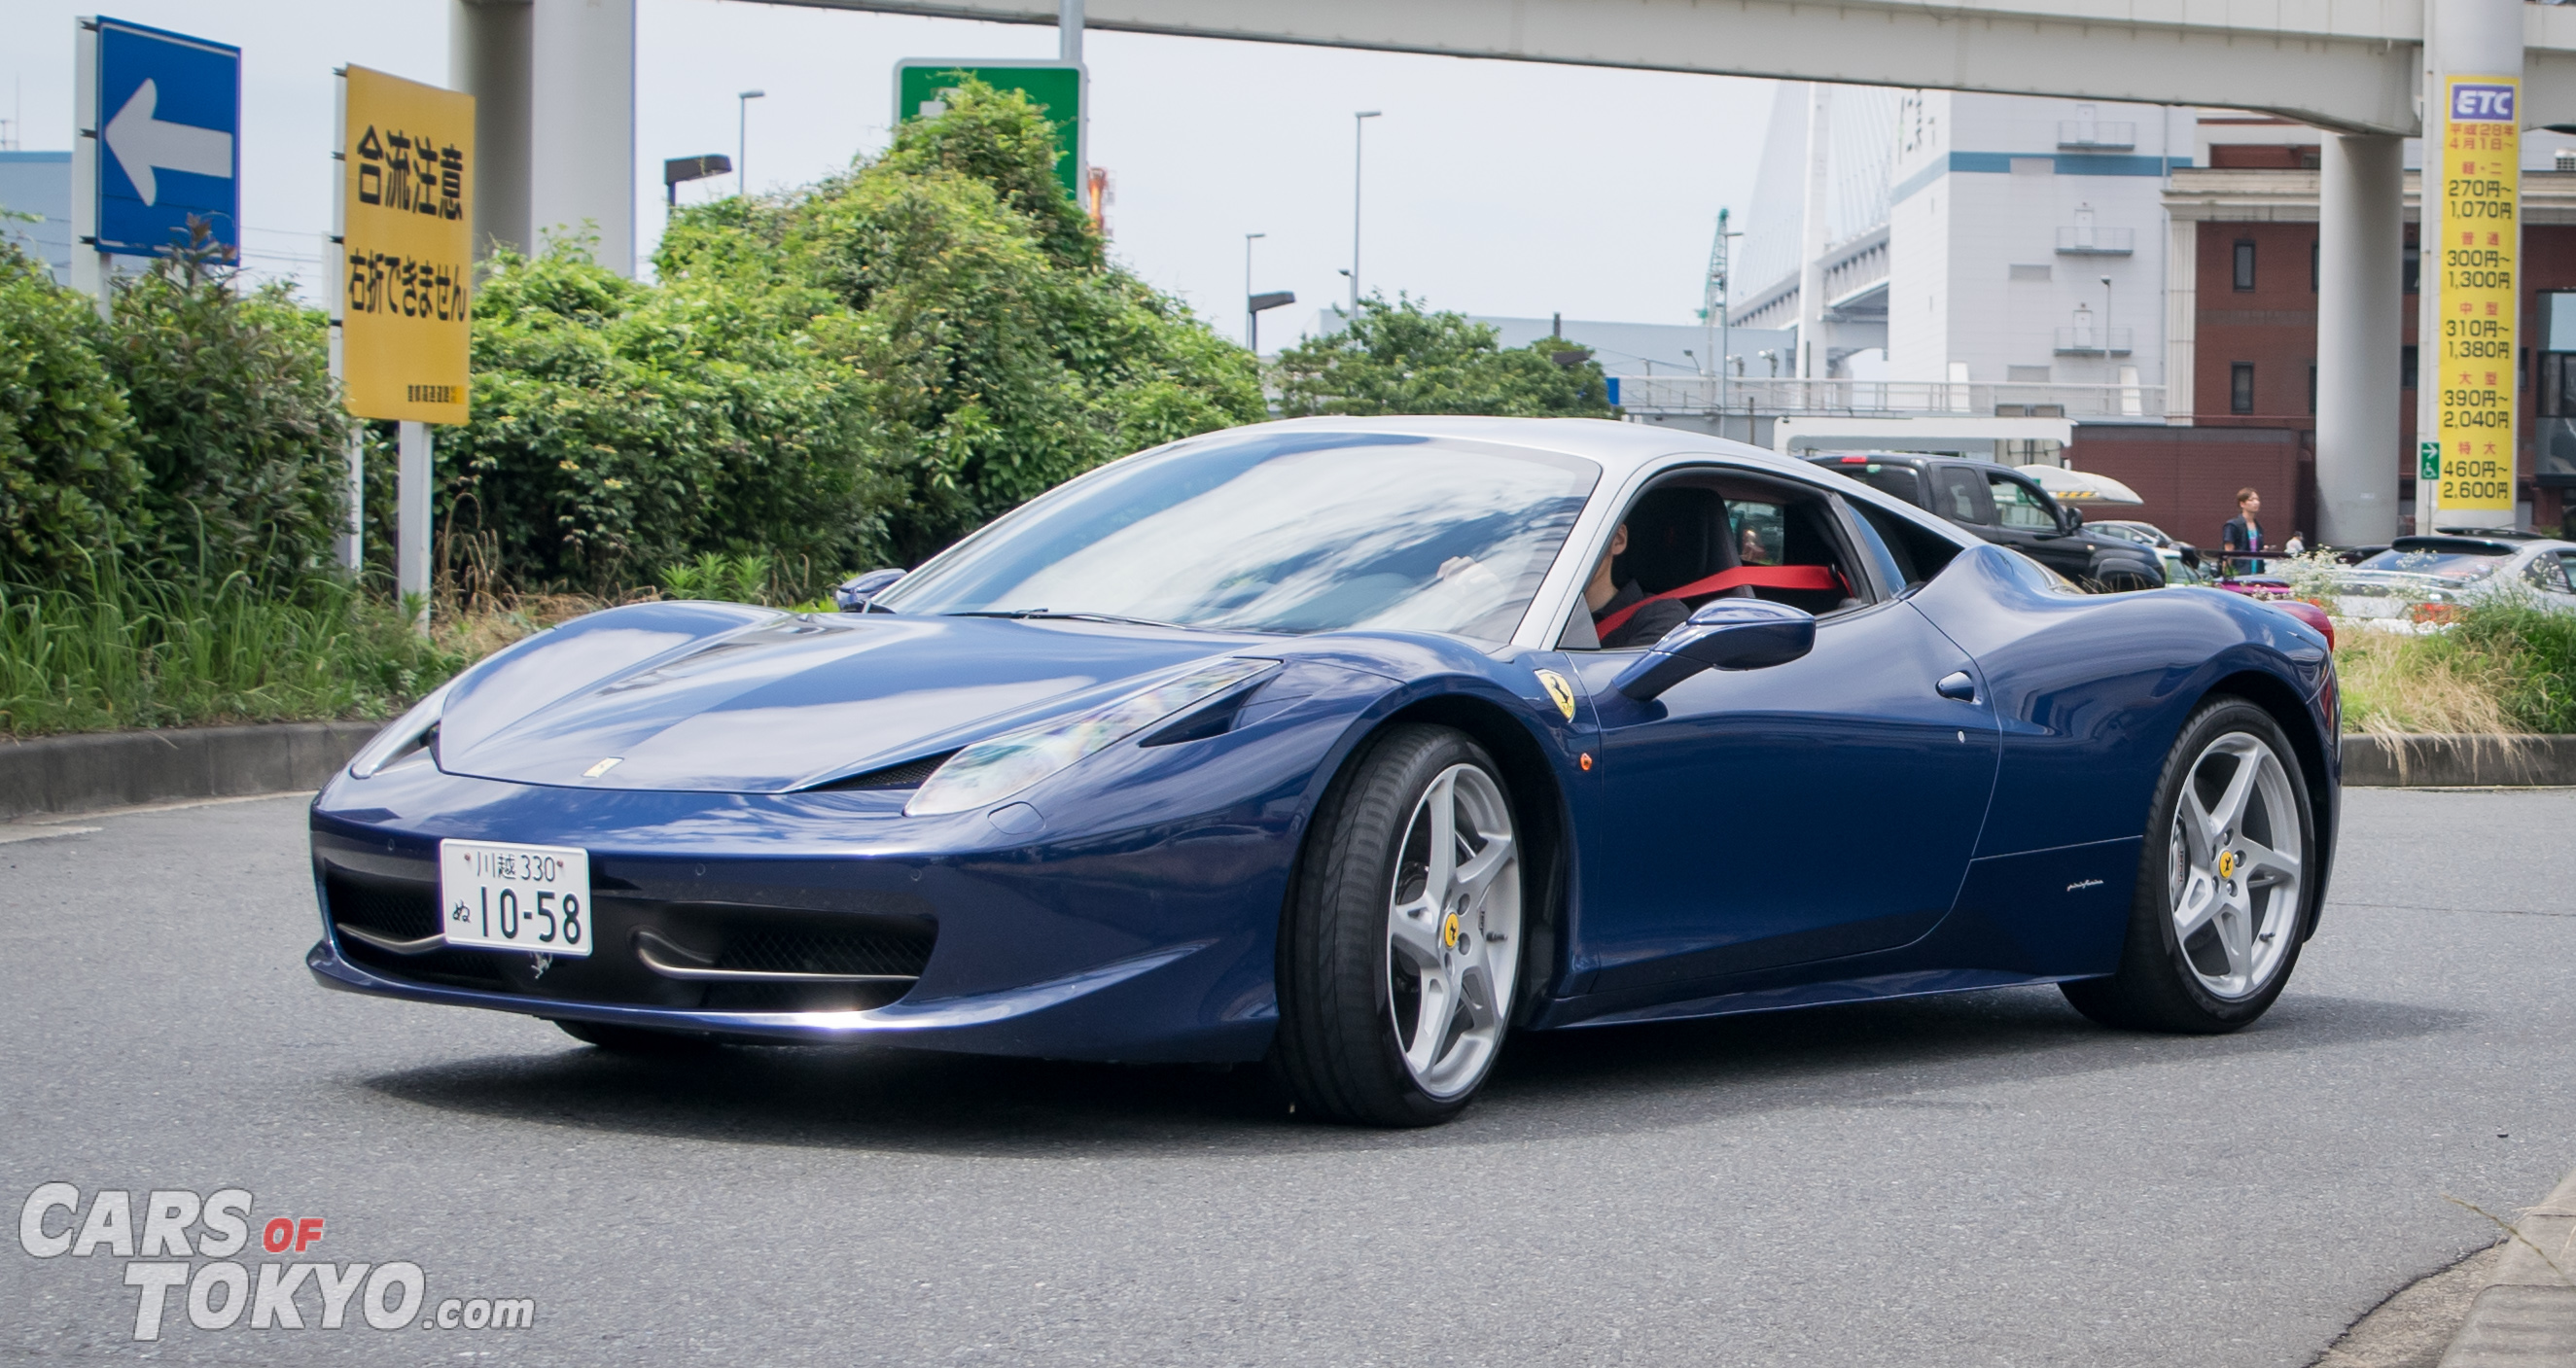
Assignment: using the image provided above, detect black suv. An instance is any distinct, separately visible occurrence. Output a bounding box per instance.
[1804,452,2165,591]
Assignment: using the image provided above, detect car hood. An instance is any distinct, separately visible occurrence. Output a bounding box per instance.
[435,604,1268,793]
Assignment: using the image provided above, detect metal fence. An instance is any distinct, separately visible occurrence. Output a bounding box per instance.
[1612,375,2166,420]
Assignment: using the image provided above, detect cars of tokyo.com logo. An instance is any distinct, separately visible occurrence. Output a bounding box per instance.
[17,1183,536,1341]
[2452,82,2516,122]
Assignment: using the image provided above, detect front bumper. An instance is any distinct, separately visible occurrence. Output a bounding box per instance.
[307,933,1250,1058]
[306,757,1303,1063]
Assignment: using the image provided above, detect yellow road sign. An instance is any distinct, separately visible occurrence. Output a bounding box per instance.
[338,65,472,424]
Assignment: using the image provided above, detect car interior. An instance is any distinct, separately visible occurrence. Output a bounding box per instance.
[1558,473,1881,650]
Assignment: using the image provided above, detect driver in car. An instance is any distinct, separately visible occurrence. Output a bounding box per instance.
[1586,522,1691,649]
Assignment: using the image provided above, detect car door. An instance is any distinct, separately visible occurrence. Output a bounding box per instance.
[1563,485,2000,1000]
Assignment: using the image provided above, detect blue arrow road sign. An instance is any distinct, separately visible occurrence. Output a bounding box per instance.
[92,17,239,259]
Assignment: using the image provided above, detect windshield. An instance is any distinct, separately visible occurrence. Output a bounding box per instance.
[874,431,1600,641]
[2351,546,2509,580]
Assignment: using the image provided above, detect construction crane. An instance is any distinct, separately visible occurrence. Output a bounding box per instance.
[1697,208,1742,406]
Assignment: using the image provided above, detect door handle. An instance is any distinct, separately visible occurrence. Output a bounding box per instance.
[1936,671,1977,702]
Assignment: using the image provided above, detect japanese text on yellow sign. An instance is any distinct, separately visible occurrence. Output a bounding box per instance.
[340,66,472,424]
[2434,75,2520,515]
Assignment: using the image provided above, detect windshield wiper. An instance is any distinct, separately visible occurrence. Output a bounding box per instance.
[945,609,1215,632]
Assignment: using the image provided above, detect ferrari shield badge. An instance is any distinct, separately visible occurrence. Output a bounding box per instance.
[1534,669,1577,721]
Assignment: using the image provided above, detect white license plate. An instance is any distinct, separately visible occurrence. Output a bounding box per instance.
[439,839,593,957]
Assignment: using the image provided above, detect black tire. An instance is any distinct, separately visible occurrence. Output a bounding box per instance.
[552,1019,721,1055]
[2062,697,2315,1033]
[1273,724,1525,1127]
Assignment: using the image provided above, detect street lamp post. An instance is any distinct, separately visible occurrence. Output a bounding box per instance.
[1245,232,1265,348]
[1350,111,1381,313]
[737,89,765,197]
[2100,274,2114,368]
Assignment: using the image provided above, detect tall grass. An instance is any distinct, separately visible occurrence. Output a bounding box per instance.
[0,561,468,738]
[2336,599,2576,736]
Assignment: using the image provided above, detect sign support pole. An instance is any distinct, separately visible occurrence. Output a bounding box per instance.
[328,70,361,574]
[69,18,108,318]
[398,420,432,632]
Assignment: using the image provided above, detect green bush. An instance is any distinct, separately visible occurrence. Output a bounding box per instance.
[2453,598,2576,733]
[440,238,890,596]
[1272,295,1617,419]
[0,239,142,585]
[96,247,355,588]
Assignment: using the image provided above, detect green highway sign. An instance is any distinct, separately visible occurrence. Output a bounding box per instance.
[2418,440,2442,482]
[895,60,1084,197]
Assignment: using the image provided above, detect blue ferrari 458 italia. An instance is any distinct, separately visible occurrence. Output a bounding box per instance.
[309,417,2338,1126]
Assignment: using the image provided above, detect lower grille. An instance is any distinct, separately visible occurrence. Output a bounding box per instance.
[319,866,933,1012]
[323,870,509,990]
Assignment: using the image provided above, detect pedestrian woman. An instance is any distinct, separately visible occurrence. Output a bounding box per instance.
[2221,488,2267,575]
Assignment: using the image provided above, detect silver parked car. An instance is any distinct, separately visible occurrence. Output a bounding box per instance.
[2329,533,2576,623]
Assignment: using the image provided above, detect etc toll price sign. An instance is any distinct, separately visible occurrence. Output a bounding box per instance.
[2434,76,2521,519]
[337,66,473,425]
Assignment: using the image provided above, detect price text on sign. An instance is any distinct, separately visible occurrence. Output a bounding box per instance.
[340,66,473,425]
[2435,76,2520,514]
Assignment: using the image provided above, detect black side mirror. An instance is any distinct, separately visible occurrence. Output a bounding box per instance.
[1612,599,1817,701]
[834,568,905,613]
[2059,505,2084,533]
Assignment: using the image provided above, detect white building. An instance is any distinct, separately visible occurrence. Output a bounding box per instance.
[1734,86,2192,402]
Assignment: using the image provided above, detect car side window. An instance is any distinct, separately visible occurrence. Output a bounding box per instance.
[2530,553,2576,594]
[1839,498,1912,593]
[1986,474,2058,530]
[1844,500,1958,592]
[1556,475,1877,650]
[1933,467,1991,524]
[2561,551,2576,590]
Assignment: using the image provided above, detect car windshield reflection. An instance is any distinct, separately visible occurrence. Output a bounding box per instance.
[875,431,1600,642]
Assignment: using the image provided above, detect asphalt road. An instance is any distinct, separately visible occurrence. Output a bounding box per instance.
[5,786,2574,1367]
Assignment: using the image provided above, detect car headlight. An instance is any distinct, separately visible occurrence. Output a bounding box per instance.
[347,679,457,779]
[906,658,1278,817]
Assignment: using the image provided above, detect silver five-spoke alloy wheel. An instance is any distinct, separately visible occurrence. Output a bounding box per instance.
[2168,729,2303,1000]
[1385,762,1522,1099]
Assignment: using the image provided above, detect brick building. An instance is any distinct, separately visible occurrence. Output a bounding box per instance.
[2083,140,2576,547]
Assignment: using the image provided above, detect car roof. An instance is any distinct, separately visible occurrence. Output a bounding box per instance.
[2389,534,2557,555]
[1203,415,1802,483]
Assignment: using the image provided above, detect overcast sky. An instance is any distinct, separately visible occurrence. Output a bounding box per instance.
[1,0,1774,338]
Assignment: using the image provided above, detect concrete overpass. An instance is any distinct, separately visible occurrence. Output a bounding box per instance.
[451,0,2564,537]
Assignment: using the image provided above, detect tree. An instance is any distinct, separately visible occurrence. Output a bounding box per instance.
[656,78,1264,563]
[1272,295,1616,419]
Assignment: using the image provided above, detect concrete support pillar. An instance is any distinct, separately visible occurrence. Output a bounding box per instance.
[452,0,531,261]
[2314,133,2405,545]
[1796,84,1832,380]
[451,0,634,276]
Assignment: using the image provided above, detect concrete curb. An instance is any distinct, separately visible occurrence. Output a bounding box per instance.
[0,721,384,823]
[2439,1168,2576,1367]
[2342,735,2576,788]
